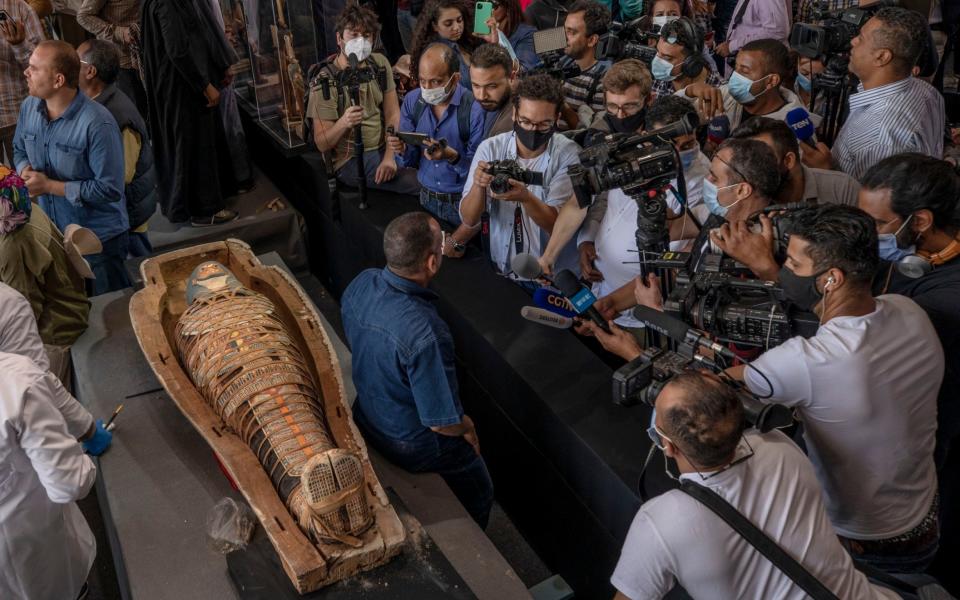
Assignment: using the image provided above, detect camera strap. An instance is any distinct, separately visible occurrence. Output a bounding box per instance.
[678,480,840,600]
[513,205,524,255]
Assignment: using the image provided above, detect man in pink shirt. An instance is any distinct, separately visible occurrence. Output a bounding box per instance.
[716,0,791,70]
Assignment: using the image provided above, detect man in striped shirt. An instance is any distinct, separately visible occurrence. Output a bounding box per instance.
[77,0,147,116]
[803,8,944,179]
[0,0,44,161]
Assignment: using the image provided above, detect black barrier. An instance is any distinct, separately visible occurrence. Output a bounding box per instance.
[242,112,665,597]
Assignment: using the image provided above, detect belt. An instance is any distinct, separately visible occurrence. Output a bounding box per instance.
[839,494,940,556]
[421,188,461,204]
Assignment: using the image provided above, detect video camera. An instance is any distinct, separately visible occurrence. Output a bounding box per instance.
[530,26,582,80]
[568,112,699,207]
[790,0,895,60]
[595,29,658,63]
[612,345,794,432]
[485,160,545,194]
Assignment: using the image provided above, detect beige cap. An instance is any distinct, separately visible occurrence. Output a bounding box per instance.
[63,224,102,280]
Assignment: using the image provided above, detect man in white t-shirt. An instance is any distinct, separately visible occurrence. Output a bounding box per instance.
[726,204,944,573]
[459,73,581,288]
[612,371,897,600]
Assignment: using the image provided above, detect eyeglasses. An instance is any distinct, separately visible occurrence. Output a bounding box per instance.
[604,101,643,117]
[714,154,747,184]
[516,117,556,132]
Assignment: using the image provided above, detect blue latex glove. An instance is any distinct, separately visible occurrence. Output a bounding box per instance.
[82,419,113,456]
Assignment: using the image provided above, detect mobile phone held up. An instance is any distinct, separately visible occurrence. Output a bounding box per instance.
[474,1,493,35]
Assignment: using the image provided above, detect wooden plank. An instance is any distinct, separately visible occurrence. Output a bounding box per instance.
[129,239,404,593]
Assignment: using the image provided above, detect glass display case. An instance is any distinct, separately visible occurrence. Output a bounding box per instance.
[220,0,318,149]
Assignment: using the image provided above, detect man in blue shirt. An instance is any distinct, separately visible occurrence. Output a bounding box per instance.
[387,43,483,258]
[341,212,493,528]
[13,40,129,295]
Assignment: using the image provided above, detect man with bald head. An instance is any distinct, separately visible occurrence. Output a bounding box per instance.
[609,371,900,599]
[387,42,484,257]
[13,40,130,294]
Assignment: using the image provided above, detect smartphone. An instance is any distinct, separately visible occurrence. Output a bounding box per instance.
[474,2,493,35]
[396,131,430,147]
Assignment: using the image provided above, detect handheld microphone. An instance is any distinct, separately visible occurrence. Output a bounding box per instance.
[511,252,553,283]
[632,305,736,362]
[521,306,574,329]
[707,114,730,146]
[532,287,577,318]
[348,52,359,70]
[785,107,816,148]
[554,270,611,333]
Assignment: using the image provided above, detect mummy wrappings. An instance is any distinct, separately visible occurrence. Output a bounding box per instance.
[174,262,372,547]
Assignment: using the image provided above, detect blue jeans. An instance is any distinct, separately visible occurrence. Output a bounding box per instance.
[419,189,462,227]
[354,412,494,528]
[86,232,131,296]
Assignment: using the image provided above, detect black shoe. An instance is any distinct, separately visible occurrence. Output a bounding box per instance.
[191,209,239,227]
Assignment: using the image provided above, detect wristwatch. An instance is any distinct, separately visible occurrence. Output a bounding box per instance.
[447,237,466,253]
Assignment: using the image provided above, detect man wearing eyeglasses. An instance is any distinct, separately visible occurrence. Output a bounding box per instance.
[611,371,898,599]
[459,73,581,287]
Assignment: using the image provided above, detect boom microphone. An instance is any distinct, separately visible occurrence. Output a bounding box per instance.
[785,107,816,148]
[521,306,574,329]
[554,270,611,333]
[632,305,736,361]
[532,288,577,318]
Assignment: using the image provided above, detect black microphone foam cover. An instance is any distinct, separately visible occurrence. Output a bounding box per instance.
[632,305,690,341]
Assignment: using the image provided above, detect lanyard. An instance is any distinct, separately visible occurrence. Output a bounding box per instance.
[513,204,524,255]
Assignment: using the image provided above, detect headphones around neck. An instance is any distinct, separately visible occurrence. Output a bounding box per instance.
[895,237,960,278]
[662,18,708,79]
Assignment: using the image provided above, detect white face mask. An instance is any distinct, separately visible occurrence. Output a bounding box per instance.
[421,75,454,106]
[344,36,373,62]
[652,15,679,29]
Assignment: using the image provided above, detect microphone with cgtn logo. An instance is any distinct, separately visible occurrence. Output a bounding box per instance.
[632,305,736,361]
[785,107,817,148]
[521,306,574,329]
[532,287,578,318]
[554,270,611,333]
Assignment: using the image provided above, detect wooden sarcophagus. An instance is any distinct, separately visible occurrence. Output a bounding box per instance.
[129,239,404,593]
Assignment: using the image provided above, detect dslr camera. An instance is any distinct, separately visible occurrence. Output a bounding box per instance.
[485,160,545,195]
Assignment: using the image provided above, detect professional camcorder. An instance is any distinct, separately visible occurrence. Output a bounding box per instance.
[568,112,699,207]
[531,26,582,80]
[790,0,895,60]
[595,22,658,63]
[612,346,794,431]
[485,160,545,194]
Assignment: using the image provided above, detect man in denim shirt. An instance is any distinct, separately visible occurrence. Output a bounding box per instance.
[341,212,494,528]
[13,41,129,294]
[387,43,483,258]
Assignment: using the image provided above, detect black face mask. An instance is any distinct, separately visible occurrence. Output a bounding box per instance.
[778,265,825,312]
[606,109,647,134]
[514,121,554,152]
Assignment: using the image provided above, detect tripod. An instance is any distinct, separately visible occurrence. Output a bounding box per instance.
[810,56,857,146]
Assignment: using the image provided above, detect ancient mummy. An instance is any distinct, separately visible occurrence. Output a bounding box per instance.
[174,262,372,547]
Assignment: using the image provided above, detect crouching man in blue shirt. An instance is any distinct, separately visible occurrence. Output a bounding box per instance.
[341,212,494,528]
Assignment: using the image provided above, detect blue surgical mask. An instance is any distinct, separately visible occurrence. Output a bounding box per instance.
[651,55,678,81]
[702,179,740,217]
[877,215,917,261]
[728,71,769,105]
[796,73,812,93]
[878,234,916,262]
[680,146,699,170]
